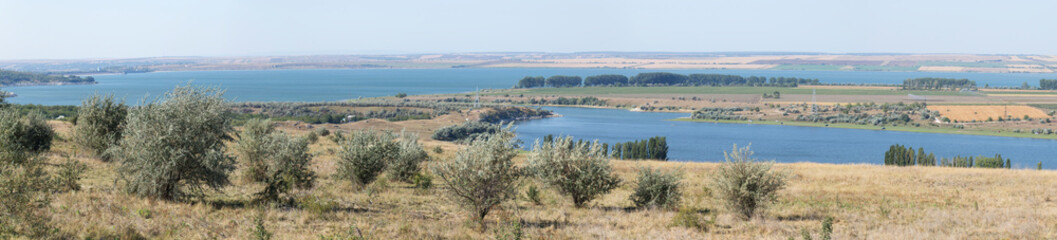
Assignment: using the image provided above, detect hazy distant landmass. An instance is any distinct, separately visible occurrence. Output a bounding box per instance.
[1,52,1055,74]
[0,69,95,87]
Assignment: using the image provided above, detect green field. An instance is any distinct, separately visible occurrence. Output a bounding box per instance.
[919,61,1011,68]
[497,86,973,96]
[672,118,1057,140]
[981,90,1057,95]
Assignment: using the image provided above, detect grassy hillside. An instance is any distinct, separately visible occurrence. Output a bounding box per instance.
[36,120,1057,239]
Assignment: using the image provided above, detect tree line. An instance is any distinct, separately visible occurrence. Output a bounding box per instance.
[901,77,976,91]
[0,69,96,86]
[514,72,820,88]
[884,144,936,166]
[611,136,669,160]
[885,144,1011,168]
[1040,79,1057,90]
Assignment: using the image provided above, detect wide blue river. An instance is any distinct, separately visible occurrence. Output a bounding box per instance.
[515,107,1057,169]
[6,68,1057,105]
[5,68,1057,168]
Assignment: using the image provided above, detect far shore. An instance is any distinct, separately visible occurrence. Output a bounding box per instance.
[671,117,1057,140]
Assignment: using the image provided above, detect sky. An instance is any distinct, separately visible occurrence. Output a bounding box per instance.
[1,0,1056,60]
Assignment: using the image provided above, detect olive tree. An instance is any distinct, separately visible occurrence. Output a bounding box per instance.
[629,167,682,209]
[336,129,398,186]
[710,144,787,220]
[389,131,429,182]
[236,119,315,202]
[433,133,519,227]
[236,119,276,182]
[114,85,235,201]
[73,94,128,160]
[0,110,54,154]
[0,108,56,237]
[526,136,620,208]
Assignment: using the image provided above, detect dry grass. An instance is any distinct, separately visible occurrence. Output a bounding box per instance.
[928,105,1049,122]
[31,120,1057,239]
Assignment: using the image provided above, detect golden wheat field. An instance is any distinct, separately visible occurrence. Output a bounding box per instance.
[27,119,1057,240]
[927,105,1050,122]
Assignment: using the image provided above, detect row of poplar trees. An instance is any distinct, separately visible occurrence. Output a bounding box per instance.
[885,144,1013,168]
[884,144,937,166]
[611,136,668,160]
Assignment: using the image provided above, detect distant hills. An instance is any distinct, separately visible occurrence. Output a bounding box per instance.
[1,52,1055,74]
[0,69,95,86]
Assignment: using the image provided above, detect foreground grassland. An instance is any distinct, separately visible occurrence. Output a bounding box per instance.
[40,119,1057,239]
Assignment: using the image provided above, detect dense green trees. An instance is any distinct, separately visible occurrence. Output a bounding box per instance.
[901,78,976,91]
[884,144,935,166]
[515,76,545,88]
[0,69,96,86]
[527,96,607,106]
[583,74,629,86]
[1040,79,1057,90]
[611,136,668,160]
[114,85,235,201]
[478,106,553,124]
[431,121,503,143]
[517,72,819,89]
[545,75,583,88]
[630,72,689,86]
[886,144,1011,169]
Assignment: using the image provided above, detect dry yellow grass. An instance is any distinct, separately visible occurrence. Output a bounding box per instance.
[32,120,1057,239]
[927,105,1049,122]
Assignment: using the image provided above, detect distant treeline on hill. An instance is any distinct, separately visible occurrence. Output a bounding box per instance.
[901,77,976,91]
[514,72,820,88]
[0,69,96,86]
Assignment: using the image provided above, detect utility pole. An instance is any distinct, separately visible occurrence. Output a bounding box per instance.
[474,86,481,108]
[812,88,817,113]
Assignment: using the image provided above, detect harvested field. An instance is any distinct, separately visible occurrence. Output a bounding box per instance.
[928,105,1049,122]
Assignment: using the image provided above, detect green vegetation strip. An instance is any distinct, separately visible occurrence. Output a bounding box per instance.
[670,118,1057,140]
[497,86,970,96]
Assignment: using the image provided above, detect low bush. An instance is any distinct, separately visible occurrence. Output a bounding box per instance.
[73,94,128,159]
[526,136,620,208]
[56,157,87,192]
[629,167,682,209]
[388,131,429,182]
[433,133,520,227]
[0,110,54,154]
[710,144,787,220]
[253,132,316,203]
[336,129,398,186]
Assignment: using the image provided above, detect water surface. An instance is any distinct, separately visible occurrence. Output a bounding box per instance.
[515,107,1057,169]
[7,68,1057,105]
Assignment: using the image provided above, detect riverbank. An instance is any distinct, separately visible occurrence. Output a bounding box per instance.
[672,117,1057,140]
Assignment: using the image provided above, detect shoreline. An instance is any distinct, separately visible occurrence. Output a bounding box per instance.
[670,117,1057,140]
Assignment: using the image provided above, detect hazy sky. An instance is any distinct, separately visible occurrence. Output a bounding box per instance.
[1,0,1055,59]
